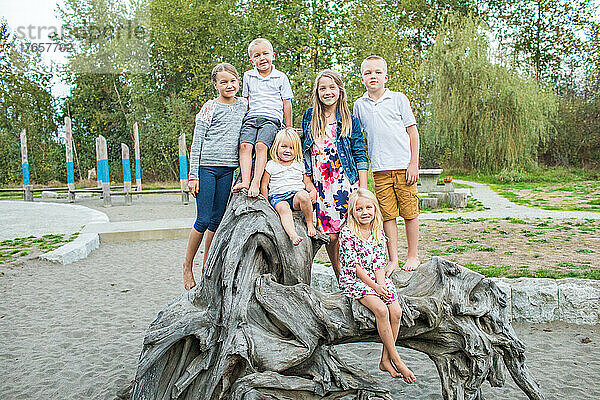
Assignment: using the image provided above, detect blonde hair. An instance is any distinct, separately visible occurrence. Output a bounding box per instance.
[269,128,303,164]
[211,62,239,83]
[248,38,273,57]
[360,55,388,74]
[346,188,383,244]
[310,69,352,140]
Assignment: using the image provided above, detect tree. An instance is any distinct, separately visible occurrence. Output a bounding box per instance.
[487,0,595,83]
[540,22,600,168]
[61,72,132,180]
[420,15,557,172]
[0,20,61,185]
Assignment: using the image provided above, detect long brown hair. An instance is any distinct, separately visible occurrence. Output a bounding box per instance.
[310,69,352,140]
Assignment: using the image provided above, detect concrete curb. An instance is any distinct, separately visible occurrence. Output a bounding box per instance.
[39,233,100,265]
[37,218,195,265]
[82,218,194,243]
[310,263,600,325]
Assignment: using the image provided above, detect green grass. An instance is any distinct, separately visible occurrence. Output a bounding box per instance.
[576,249,595,253]
[419,195,487,213]
[450,166,599,185]
[453,182,473,189]
[462,262,600,280]
[447,167,600,212]
[0,232,80,264]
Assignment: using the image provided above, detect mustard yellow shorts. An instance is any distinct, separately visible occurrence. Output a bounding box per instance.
[373,170,419,221]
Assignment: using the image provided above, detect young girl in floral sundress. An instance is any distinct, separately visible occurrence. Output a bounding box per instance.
[339,188,416,383]
[301,69,369,278]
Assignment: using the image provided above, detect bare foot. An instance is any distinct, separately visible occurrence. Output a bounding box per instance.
[385,260,397,277]
[379,359,402,378]
[290,234,303,246]
[403,257,420,271]
[392,358,416,384]
[183,265,196,290]
[307,225,317,237]
[248,181,260,197]
[232,181,249,193]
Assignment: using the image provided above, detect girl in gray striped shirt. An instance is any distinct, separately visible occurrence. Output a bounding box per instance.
[183,63,247,290]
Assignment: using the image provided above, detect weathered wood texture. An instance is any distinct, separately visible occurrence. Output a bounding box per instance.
[131,191,545,400]
[65,117,75,202]
[20,129,34,201]
[122,143,132,206]
[133,122,142,196]
[97,135,111,207]
[178,134,189,205]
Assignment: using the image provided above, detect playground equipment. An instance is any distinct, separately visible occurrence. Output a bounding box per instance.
[10,119,190,206]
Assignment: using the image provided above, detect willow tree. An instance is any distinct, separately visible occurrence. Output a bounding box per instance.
[420,15,557,172]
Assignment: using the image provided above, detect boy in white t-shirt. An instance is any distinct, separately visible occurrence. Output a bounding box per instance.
[261,128,317,245]
[353,55,421,273]
[232,38,294,197]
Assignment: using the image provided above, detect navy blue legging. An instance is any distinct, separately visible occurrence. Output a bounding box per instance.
[194,166,235,233]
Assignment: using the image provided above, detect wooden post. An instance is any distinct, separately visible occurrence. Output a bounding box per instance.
[133,122,142,197]
[20,129,33,201]
[178,134,189,205]
[95,137,102,188]
[121,143,132,206]
[97,135,111,207]
[64,117,76,202]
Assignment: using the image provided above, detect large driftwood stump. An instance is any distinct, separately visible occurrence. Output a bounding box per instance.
[131,191,545,400]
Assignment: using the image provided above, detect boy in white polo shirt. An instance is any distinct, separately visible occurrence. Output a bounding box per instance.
[353,55,421,273]
[232,38,294,197]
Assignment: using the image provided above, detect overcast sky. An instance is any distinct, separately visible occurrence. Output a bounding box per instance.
[1,0,69,98]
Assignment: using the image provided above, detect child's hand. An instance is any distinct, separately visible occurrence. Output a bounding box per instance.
[406,163,419,186]
[309,189,318,203]
[188,180,199,197]
[375,283,391,301]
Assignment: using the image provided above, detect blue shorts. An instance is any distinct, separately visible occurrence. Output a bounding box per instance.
[268,190,298,210]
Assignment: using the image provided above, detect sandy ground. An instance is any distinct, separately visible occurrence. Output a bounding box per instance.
[1,239,599,400]
[34,193,195,222]
[55,194,197,222]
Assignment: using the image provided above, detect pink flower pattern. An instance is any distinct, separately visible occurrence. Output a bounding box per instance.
[311,122,358,234]
[338,226,397,304]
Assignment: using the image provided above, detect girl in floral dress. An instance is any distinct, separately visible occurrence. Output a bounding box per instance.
[301,70,369,278]
[339,188,416,383]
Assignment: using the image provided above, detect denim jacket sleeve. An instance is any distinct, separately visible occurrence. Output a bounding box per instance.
[302,108,313,176]
[349,114,369,171]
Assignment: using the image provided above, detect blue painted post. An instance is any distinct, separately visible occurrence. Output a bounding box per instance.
[121,143,132,206]
[20,129,33,201]
[97,135,111,207]
[95,137,101,188]
[64,117,75,202]
[178,134,189,205]
[133,122,142,197]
